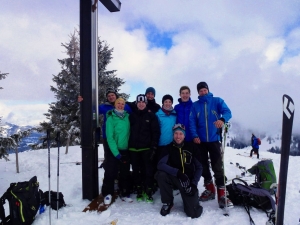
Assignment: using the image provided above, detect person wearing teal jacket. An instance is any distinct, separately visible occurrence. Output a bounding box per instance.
[101,98,132,204]
[156,94,177,161]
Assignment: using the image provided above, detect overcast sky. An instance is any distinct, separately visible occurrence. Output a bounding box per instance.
[0,0,299,134]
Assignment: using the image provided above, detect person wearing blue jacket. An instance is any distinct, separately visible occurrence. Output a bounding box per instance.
[250,134,259,159]
[99,87,132,169]
[174,86,193,142]
[189,82,233,209]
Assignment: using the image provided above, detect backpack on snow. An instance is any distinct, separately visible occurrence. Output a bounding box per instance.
[226,178,275,225]
[257,138,261,145]
[0,176,42,225]
[247,159,277,193]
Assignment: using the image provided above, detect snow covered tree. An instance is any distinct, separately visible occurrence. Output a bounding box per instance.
[0,71,8,90]
[39,29,128,149]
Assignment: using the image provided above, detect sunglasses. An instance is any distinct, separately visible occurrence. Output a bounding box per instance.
[173,123,185,130]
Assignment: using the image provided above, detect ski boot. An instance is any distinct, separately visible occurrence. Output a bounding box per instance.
[199,180,216,201]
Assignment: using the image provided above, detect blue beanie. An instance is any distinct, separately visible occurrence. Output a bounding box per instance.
[145,87,156,97]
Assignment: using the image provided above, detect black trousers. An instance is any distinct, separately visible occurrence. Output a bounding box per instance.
[130,150,154,190]
[197,141,225,187]
[155,171,202,218]
[101,149,131,197]
[250,148,259,159]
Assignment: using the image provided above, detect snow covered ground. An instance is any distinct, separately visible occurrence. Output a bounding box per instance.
[1,140,299,225]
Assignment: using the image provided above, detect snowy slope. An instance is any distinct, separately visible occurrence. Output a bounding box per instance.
[1,143,299,225]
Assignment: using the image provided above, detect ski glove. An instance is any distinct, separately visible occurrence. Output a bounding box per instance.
[119,155,130,164]
[184,184,197,196]
[177,171,190,188]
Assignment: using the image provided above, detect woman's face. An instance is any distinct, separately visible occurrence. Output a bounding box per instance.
[163,99,173,109]
[115,100,125,110]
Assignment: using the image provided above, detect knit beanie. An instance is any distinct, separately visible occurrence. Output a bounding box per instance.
[162,94,173,104]
[106,87,118,97]
[114,97,125,107]
[196,82,209,92]
[145,87,156,97]
[136,94,147,104]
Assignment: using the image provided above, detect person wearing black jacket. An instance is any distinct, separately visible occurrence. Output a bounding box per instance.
[145,87,161,113]
[155,124,203,218]
[129,94,161,203]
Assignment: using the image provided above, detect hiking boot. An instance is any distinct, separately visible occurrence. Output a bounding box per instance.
[136,193,144,202]
[199,180,216,201]
[217,187,234,209]
[160,203,174,216]
[104,194,112,205]
[144,188,154,203]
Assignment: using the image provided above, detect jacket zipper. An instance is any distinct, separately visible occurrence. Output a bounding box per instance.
[179,147,185,174]
[204,102,209,141]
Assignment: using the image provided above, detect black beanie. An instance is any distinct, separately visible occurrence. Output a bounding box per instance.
[105,87,118,97]
[197,82,209,92]
[136,94,147,104]
[162,94,173,104]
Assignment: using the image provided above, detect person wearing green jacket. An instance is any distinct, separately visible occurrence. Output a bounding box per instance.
[101,97,132,204]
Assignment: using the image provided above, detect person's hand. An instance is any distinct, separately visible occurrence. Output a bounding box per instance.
[184,184,197,196]
[177,171,190,188]
[78,96,83,103]
[213,119,224,128]
[119,155,130,164]
[193,137,201,144]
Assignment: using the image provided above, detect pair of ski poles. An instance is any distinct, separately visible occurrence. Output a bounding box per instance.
[44,129,61,224]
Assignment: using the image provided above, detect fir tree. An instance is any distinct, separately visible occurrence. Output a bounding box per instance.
[39,29,128,149]
[0,71,9,90]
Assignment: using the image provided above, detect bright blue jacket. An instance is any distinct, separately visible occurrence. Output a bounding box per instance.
[252,136,260,149]
[99,102,132,139]
[156,108,177,146]
[189,92,232,142]
[174,98,193,142]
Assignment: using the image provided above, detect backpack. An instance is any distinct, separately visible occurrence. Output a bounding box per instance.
[247,160,277,193]
[0,176,42,225]
[257,138,261,145]
[226,178,276,225]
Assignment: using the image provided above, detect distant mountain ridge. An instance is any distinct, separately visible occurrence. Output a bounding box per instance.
[0,122,44,153]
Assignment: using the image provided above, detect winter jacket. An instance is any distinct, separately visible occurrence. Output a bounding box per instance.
[129,106,161,151]
[252,136,260,149]
[147,99,161,114]
[189,92,232,142]
[157,141,202,186]
[99,102,132,139]
[174,98,193,142]
[156,108,177,146]
[106,110,130,157]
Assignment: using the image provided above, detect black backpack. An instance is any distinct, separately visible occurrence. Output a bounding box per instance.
[0,176,42,225]
[43,191,66,210]
[226,178,276,225]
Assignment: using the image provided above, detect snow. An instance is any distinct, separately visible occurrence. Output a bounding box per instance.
[1,143,299,225]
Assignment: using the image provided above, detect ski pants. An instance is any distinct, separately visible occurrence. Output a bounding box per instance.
[197,141,225,187]
[155,171,203,218]
[102,138,109,169]
[250,148,259,159]
[130,150,154,190]
[101,148,131,197]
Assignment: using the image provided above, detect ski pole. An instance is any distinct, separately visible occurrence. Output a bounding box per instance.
[222,123,229,216]
[45,129,52,225]
[55,131,61,219]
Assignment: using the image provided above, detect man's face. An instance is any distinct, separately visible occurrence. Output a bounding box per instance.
[198,88,208,96]
[137,101,146,110]
[180,89,191,102]
[163,99,172,109]
[174,130,185,144]
[107,93,117,103]
[115,100,125,110]
[146,92,154,100]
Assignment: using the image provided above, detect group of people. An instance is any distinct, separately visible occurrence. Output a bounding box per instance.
[81,81,233,218]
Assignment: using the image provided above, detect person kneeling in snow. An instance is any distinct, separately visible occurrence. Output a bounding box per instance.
[155,124,203,218]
